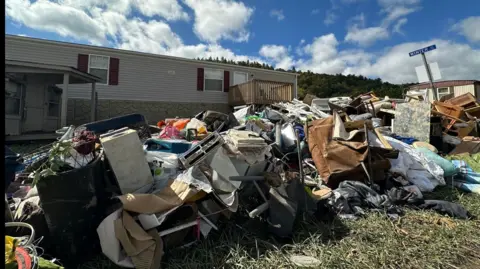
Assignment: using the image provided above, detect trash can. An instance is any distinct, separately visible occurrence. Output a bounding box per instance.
[36,152,109,265]
[5,146,23,189]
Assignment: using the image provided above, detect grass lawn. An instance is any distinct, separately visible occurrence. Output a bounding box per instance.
[79,187,480,269]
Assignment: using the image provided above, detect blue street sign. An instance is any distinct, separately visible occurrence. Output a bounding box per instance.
[409,45,437,57]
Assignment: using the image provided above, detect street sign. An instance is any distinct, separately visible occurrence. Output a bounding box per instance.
[408,45,437,57]
[415,62,441,83]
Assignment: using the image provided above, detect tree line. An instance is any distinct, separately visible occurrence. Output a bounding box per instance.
[197,57,413,99]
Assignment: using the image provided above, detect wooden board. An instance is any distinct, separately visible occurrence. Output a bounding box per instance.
[445,93,479,108]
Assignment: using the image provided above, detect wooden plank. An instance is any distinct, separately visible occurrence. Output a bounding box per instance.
[431,110,466,123]
[374,128,393,150]
[445,93,478,108]
[344,120,365,129]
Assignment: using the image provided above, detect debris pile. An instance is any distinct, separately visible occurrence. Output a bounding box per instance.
[4,92,479,268]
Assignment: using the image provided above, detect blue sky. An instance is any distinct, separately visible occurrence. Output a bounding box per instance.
[5,0,480,83]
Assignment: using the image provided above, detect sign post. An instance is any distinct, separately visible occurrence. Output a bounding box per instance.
[409,44,438,101]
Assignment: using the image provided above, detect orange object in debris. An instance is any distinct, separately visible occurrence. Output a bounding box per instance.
[157,120,166,128]
[173,119,190,130]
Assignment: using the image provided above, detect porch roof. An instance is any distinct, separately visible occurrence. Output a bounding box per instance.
[5,59,102,84]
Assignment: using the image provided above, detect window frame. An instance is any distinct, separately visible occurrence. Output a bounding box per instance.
[436,87,451,99]
[233,71,248,85]
[204,68,224,92]
[5,78,23,118]
[45,86,61,119]
[88,54,110,85]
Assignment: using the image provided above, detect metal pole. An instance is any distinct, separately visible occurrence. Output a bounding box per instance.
[421,53,438,101]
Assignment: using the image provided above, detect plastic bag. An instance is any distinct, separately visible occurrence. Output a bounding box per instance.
[385,136,445,192]
[185,118,207,134]
[145,151,180,191]
[159,126,181,139]
[173,119,190,130]
[5,236,16,264]
[416,147,458,177]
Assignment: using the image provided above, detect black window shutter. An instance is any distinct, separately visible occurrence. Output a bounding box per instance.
[109,58,120,85]
[77,54,89,72]
[223,71,230,92]
[197,68,204,91]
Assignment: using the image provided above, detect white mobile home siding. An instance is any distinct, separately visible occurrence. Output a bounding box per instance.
[5,36,297,104]
[453,85,476,97]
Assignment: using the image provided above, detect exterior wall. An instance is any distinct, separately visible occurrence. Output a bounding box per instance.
[67,98,232,126]
[5,36,297,105]
[453,84,475,97]
[5,119,21,136]
[412,84,477,102]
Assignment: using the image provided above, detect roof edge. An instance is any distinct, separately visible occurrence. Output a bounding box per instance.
[6,34,297,78]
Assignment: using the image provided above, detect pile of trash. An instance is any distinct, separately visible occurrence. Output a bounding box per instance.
[4,92,479,268]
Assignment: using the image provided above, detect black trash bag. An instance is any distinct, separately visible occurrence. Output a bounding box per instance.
[328,181,404,219]
[200,110,239,132]
[36,153,110,266]
[264,107,285,123]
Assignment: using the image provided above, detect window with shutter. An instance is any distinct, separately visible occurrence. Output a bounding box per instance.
[204,68,224,92]
[88,54,110,85]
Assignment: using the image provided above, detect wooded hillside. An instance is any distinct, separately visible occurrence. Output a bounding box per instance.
[197,57,413,99]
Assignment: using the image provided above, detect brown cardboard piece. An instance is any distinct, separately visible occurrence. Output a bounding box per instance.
[114,211,163,269]
[118,179,199,214]
[449,139,480,155]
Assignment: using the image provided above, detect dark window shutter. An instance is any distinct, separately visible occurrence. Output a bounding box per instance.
[77,54,89,72]
[223,71,230,92]
[197,68,204,91]
[109,58,120,85]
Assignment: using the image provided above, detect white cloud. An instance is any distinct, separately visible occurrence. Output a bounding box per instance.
[451,16,480,43]
[378,0,421,27]
[345,14,389,46]
[377,0,420,6]
[393,18,408,34]
[259,45,293,70]
[6,0,107,44]
[184,0,254,43]
[296,34,346,74]
[345,26,390,46]
[324,10,337,25]
[381,6,418,26]
[298,34,480,83]
[311,9,320,15]
[59,0,189,21]
[6,0,260,64]
[270,9,285,21]
[133,0,189,21]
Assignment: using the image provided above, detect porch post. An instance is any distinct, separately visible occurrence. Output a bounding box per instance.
[90,82,96,121]
[61,73,69,127]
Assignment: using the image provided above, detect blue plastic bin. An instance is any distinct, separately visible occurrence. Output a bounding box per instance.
[144,138,192,154]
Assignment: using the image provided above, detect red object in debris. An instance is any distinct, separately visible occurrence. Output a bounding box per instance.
[15,246,32,269]
[72,130,97,155]
[157,120,166,128]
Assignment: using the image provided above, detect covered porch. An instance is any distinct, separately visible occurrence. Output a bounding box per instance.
[5,60,101,140]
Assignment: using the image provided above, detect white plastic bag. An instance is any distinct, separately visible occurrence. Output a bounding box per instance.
[385,136,445,192]
[185,118,207,134]
[144,151,180,190]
